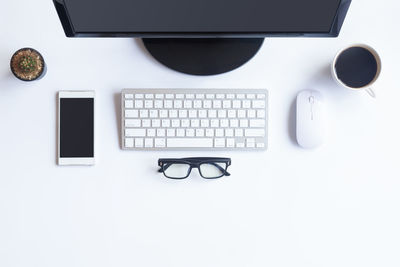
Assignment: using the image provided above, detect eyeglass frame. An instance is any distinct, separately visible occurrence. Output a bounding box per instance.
[158,157,231,179]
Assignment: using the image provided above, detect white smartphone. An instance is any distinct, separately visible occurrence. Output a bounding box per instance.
[57,91,95,166]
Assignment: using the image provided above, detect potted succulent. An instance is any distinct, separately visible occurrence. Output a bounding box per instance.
[10,48,46,81]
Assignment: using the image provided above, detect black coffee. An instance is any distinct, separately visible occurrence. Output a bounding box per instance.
[335,47,378,88]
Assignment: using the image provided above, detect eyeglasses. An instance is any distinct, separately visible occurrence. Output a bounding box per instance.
[158,157,231,179]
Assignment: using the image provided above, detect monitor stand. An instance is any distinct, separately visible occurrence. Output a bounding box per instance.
[142,38,264,76]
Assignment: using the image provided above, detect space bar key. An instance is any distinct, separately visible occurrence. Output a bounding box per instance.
[167,138,214,148]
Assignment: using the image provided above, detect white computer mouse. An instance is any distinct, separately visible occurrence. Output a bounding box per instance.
[296,90,325,149]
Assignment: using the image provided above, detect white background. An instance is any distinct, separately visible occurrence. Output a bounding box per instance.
[1,0,400,266]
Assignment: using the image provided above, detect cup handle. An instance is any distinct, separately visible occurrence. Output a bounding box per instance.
[365,88,376,98]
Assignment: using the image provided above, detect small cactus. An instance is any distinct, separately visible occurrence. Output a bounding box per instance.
[18,55,37,73]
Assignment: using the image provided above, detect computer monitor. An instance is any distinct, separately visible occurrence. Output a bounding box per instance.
[53,0,352,75]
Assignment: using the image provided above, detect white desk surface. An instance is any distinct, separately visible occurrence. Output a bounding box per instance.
[1,0,400,266]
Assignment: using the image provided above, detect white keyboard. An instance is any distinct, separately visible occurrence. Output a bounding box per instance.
[121,89,268,150]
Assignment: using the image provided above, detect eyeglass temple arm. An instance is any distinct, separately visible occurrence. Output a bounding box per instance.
[209,163,231,176]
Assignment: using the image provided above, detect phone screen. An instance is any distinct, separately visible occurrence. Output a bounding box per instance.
[60,98,94,158]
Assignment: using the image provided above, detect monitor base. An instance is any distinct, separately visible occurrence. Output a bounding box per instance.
[142,38,264,76]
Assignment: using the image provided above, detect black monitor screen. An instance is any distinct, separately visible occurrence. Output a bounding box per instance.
[60,0,344,35]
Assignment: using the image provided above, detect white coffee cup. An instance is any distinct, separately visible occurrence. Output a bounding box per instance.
[332,44,381,98]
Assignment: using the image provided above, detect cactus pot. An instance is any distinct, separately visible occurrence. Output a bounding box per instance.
[10,48,46,81]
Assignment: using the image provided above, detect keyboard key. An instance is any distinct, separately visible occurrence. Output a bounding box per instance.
[167,138,213,148]
[245,129,265,137]
[169,110,178,118]
[145,94,154,99]
[139,110,148,118]
[164,100,173,108]
[155,94,164,99]
[206,94,215,99]
[181,119,190,127]
[227,138,235,148]
[242,100,251,108]
[191,119,200,128]
[250,119,265,127]
[216,129,224,137]
[252,100,265,108]
[248,110,256,118]
[257,94,266,99]
[201,119,210,128]
[206,129,214,137]
[230,119,239,128]
[179,110,188,118]
[257,110,266,118]
[193,100,202,108]
[196,129,205,137]
[174,100,183,108]
[228,110,236,118]
[125,119,141,127]
[144,100,153,108]
[152,119,161,127]
[142,119,151,127]
[247,94,256,99]
[240,119,249,128]
[177,129,185,137]
[125,94,134,99]
[125,100,134,108]
[198,110,207,118]
[154,100,163,108]
[214,138,225,147]
[167,129,176,137]
[145,138,153,147]
[155,138,166,148]
[184,100,192,108]
[125,109,138,118]
[134,100,143,108]
[162,119,171,127]
[238,110,246,118]
[233,100,241,108]
[186,129,195,137]
[210,119,219,128]
[218,110,227,118]
[160,110,168,118]
[171,119,180,127]
[203,100,212,108]
[196,94,205,99]
[208,110,217,118]
[235,129,244,137]
[225,129,234,137]
[126,129,146,137]
[237,143,245,148]
[147,129,156,137]
[223,100,231,108]
[149,110,158,118]
[213,100,222,108]
[189,110,197,118]
[135,94,144,99]
[125,138,134,148]
[135,138,144,148]
[157,129,166,137]
[220,119,229,127]
[216,94,225,99]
